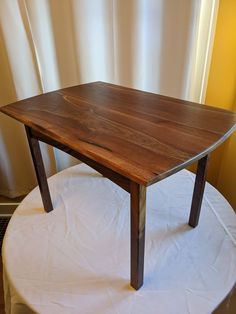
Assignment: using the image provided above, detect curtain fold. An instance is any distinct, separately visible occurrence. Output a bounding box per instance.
[0,0,216,197]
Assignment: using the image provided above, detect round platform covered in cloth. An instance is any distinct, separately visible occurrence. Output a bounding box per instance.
[2,164,236,314]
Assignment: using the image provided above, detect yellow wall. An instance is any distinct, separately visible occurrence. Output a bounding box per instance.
[205,0,236,209]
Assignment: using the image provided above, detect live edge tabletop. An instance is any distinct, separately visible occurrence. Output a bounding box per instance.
[1,81,236,290]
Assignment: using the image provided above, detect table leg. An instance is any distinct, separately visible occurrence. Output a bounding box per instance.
[189,155,209,227]
[130,182,146,290]
[25,126,53,213]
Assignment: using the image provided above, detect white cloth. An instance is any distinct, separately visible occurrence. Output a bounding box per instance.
[2,164,236,314]
[0,0,218,197]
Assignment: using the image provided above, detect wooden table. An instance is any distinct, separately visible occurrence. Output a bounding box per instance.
[1,82,236,290]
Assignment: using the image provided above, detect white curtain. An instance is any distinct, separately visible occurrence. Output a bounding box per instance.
[0,0,218,198]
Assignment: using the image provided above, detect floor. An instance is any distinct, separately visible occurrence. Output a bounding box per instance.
[214,285,236,314]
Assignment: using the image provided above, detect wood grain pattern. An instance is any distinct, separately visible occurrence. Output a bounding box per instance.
[1,82,236,186]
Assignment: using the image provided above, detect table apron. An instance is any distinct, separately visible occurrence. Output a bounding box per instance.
[30,128,131,193]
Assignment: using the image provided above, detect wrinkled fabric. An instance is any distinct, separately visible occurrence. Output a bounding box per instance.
[2,164,236,314]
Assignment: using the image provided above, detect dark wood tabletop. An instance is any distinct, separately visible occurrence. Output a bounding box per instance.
[1,81,236,186]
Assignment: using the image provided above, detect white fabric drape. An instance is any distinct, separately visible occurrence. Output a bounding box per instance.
[0,0,217,197]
